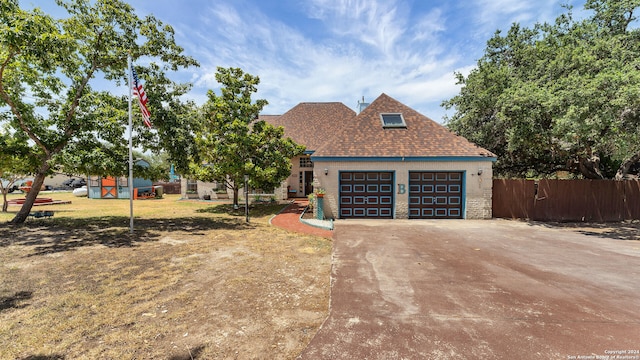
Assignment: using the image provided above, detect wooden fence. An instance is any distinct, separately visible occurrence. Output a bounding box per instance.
[493,179,640,222]
[153,182,181,194]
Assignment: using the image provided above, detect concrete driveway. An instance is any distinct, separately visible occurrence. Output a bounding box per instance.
[298,220,640,359]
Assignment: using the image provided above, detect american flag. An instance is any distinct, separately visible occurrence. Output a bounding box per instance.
[131,66,152,128]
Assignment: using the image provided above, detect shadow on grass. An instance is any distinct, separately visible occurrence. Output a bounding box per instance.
[22,356,65,360]
[532,221,640,241]
[0,291,33,312]
[0,216,253,256]
[196,202,286,218]
[169,345,206,360]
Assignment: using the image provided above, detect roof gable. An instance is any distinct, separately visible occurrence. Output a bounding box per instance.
[313,93,496,158]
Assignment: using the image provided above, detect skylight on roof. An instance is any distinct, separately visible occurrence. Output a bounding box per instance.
[380,113,406,128]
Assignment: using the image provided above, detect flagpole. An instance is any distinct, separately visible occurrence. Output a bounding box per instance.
[127,54,134,234]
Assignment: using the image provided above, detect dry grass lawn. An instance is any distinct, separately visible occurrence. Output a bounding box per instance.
[0,192,332,359]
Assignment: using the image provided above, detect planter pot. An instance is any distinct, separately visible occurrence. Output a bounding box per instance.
[316,194,324,198]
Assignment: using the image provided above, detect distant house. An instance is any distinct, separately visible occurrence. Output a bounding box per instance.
[87,160,154,199]
[185,93,496,219]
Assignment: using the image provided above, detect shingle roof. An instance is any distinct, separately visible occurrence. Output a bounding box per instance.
[312,93,496,158]
[261,102,356,151]
[257,115,281,123]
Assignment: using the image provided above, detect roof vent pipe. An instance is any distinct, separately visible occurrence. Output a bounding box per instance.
[357,96,369,114]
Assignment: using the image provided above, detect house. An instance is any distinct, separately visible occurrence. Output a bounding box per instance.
[87,160,155,199]
[264,93,496,220]
[263,102,356,198]
[184,93,496,219]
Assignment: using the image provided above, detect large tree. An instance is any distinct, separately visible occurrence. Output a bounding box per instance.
[0,0,198,224]
[194,67,305,207]
[0,127,36,212]
[443,0,640,179]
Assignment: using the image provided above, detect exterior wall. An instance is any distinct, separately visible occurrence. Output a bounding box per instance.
[285,155,314,198]
[312,160,494,220]
[87,176,150,199]
[180,178,234,200]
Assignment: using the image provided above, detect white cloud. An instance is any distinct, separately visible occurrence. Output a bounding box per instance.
[472,0,571,34]
[166,0,579,122]
[305,0,408,56]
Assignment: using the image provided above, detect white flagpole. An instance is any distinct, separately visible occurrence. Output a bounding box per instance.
[128,54,134,234]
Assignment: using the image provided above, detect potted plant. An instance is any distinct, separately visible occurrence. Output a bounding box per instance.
[315,188,326,198]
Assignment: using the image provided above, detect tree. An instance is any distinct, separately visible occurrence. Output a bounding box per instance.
[195,67,305,207]
[443,1,640,179]
[0,0,198,224]
[0,128,36,212]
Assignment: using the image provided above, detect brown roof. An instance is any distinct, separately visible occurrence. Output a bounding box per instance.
[261,102,356,151]
[258,115,282,123]
[313,93,496,158]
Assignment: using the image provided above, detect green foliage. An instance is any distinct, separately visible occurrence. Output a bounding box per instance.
[195,67,305,206]
[444,0,640,179]
[0,0,198,223]
[0,127,35,211]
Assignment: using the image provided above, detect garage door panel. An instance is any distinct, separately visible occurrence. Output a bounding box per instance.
[409,171,463,219]
[421,173,434,181]
[422,185,434,193]
[340,171,393,219]
[380,208,392,217]
[380,184,393,192]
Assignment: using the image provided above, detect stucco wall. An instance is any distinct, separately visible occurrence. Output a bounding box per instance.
[312,160,494,220]
[286,155,314,198]
[180,179,231,199]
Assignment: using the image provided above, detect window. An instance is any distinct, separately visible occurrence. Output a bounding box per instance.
[187,179,198,193]
[118,177,128,187]
[299,156,313,168]
[89,176,99,187]
[380,113,406,128]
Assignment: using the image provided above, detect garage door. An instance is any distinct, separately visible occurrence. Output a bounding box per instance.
[409,172,463,219]
[339,172,393,219]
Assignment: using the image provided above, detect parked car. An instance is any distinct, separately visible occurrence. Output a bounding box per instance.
[63,178,86,189]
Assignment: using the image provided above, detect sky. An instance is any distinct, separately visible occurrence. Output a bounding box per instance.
[26,0,587,123]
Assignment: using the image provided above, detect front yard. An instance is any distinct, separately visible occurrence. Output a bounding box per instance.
[0,193,332,359]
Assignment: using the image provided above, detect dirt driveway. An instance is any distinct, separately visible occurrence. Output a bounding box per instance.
[300,220,640,359]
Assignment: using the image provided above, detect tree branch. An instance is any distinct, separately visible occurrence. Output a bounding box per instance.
[0,50,49,155]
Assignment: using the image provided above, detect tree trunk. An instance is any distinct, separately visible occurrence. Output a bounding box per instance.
[233,187,239,207]
[615,150,640,180]
[578,155,605,179]
[10,170,48,224]
[2,190,8,212]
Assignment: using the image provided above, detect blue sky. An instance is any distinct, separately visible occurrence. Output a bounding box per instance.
[27,0,586,122]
